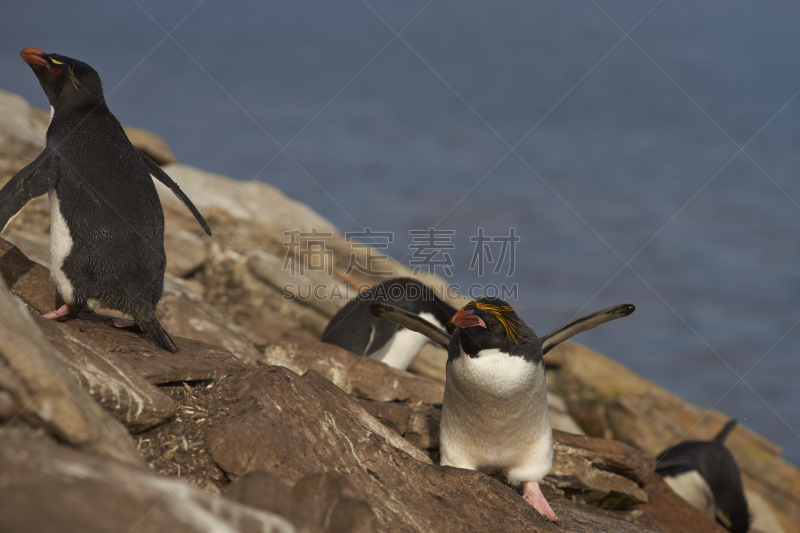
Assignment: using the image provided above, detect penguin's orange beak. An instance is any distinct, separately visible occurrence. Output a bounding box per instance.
[20,48,47,66]
[452,309,486,329]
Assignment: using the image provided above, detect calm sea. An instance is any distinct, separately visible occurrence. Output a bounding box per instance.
[2,1,799,465]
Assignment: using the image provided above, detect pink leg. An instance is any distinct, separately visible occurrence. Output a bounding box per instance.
[42,304,75,320]
[111,318,137,328]
[523,481,558,522]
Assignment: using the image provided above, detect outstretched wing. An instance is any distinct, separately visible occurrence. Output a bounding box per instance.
[369,302,451,349]
[139,151,212,236]
[541,303,635,354]
[0,149,59,232]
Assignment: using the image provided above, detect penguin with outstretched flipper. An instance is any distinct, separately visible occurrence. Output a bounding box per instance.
[0,48,211,353]
[371,297,634,522]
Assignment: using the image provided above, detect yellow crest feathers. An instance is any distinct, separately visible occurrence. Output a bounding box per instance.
[68,66,80,91]
[458,299,525,344]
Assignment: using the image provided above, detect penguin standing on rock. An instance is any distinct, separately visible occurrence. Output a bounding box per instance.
[321,277,457,370]
[0,48,211,353]
[371,297,635,522]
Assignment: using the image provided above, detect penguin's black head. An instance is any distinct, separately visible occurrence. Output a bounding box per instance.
[451,297,537,357]
[20,48,103,110]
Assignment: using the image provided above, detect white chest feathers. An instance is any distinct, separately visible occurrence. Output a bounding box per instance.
[440,347,553,485]
[369,312,441,370]
[663,470,716,519]
[48,190,75,304]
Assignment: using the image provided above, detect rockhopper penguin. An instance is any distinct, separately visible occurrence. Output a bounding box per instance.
[321,277,457,370]
[0,48,211,352]
[656,420,749,533]
[371,297,635,522]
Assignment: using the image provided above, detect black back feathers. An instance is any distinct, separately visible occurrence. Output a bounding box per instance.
[1,49,212,353]
[322,278,456,357]
[656,420,749,533]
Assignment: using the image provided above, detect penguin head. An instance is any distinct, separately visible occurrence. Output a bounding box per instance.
[20,48,103,110]
[451,297,537,356]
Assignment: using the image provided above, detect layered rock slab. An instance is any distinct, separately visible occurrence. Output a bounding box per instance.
[548,341,800,532]
[58,311,247,384]
[0,436,296,533]
[0,276,141,465]
[206,366,655,533]
[158,273,263,365]
[261,341,444,404]
[0,236,61,314]
[36,315,176,433]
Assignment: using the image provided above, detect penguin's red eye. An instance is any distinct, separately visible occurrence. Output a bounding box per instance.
[53,69,59,75]
[488,323,496,329]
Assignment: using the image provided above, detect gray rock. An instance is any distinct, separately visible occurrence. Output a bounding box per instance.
[0,277,141,465]
[0,89,46,175]
[57,311,247,385]
[552,430,654,486]
[246,249,347,318]
[154,163,341,239]
[207,366,654,532]
[547,452,649,508]
[0,435,296,533]
[547,340,800,529]
[229,304,318,347]
[158,274,263,365]
[356,398,441,456]
[164,229,208,277]
[260,341,444,404]
[123,124,177,165]
[35,316,176,433]
[0,236,62,314]
[292,472,377,533]
[225,471,323,533]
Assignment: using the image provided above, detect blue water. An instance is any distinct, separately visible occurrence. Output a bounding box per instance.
[2,1,799,466]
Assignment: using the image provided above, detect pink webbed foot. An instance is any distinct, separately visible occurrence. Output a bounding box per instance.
[523,481,558,523]
[111,317,137,329]
[42,304,76,320]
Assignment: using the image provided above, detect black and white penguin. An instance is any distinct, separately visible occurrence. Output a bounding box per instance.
[656,420,749,533]
[321,278,457,369]
[371,297,635,522]
[0,48,211,353]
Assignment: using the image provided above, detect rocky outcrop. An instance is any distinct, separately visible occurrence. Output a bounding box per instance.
[261,340,445,404]
[37,315,177,433]
[0,436,295,533]
[0,275,141,465]
[0,236,62,313]
[157,273,264,365]
[548,341,798,533]
[0,87,797,532]
[0,238,666,531]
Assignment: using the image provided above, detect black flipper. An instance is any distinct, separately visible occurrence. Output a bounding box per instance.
[139,151,212,236]
[369,302,451,349]
[541,303,635,354]
[363,319,400,356]
[713,419,738,443]
[136,313,178,353]
[0,149,59,231]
